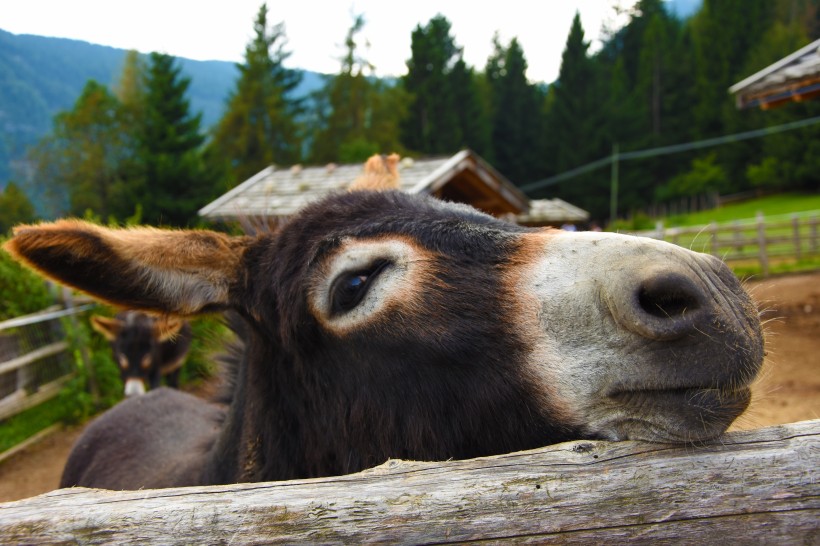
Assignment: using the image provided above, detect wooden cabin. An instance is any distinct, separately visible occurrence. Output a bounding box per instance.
[198,149,589,228]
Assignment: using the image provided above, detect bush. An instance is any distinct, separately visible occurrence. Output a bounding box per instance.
[656,153,728,201]
[0,237,53,321]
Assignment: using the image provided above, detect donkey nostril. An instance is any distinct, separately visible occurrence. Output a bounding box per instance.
[638,281,701,319]
[608,269,711,341]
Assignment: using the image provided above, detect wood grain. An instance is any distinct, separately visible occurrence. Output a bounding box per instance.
[0,419,817,544]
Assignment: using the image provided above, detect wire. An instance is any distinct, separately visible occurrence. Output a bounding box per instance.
[520,114,820,192]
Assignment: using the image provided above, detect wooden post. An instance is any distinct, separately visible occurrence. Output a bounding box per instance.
[655,220,664,241]
[792,214,802,261]
[0,420,817,544]
[732,220,743,256]
[756,212,769,277]
[811,215,818,254]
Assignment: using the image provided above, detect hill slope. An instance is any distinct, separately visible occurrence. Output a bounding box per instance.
[0,29,324,184]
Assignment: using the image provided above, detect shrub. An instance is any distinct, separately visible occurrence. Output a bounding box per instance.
[0,237,53,321]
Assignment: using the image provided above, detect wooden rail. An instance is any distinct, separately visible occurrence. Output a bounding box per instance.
[0,419,817,544]
[0,302,93,421]
[636,212,820,276]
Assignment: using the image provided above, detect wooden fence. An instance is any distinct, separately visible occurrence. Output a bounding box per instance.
[0,301,94,421]
[636,212,820,276]
[0,419,816,543]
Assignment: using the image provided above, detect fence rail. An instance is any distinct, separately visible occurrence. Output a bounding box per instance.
[1,419,816,543]
[0,302,94,421]
[635,212,820,276]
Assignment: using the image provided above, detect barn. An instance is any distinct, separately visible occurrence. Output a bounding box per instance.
[198,149,589,228]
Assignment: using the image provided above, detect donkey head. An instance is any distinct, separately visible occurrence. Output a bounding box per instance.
[91,311,185,396]
[4,185,763,473]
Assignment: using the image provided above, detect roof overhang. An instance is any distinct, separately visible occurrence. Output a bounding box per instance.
[730,38,820,110]
[410,149,530,215]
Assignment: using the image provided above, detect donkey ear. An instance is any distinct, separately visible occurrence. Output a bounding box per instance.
[348,153,401,191]
[90,315,123,341]
[4,220,252,316]
[153,316,185,342]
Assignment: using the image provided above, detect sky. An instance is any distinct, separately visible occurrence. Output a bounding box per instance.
[3,1,660,84]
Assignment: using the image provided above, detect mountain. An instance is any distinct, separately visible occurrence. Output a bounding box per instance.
[0,29,325,185]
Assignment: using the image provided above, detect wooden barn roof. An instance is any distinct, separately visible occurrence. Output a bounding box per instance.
[517,198,590,226]
[199,150,589,225]
[729,38,820,110]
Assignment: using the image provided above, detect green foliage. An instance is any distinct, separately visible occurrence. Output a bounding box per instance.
[401,15,489,157]
[609,212,656,232]
[657,153,728,200]
[180,314,230,385]
[309,15,408,164]
[485,36,544,185]
[540,13,610,213]
[0,397,67,453]
[0,182,36,234]
[746,157,787,191]
[8,0,820,226]
[135,53,210,226]
[0,238,53,321]
[208,3,304,187]
[58,312,122,423]
[664,193,820,227]
[28,80,133,219]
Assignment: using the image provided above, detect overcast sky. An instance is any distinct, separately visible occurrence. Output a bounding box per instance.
[3,1,649,83]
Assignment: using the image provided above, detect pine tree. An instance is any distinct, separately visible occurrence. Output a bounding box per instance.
[135,52,207,226]
[450,58,492,158]
[309,15,407,164]
[485,36,543,185]
[209,3,304,186]
[541,13,609,214]
[401,16,465,155]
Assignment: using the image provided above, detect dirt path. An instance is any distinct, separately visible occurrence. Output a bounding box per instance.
[1,271,818,503]
[731,271,820,429]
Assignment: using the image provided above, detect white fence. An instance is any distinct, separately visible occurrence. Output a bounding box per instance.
[635,212,820,276]
[0,302,94,421]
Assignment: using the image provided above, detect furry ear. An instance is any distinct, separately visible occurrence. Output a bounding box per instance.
[349,153,401,191]
[4,220,252,316]
[89,315,124,341]
[153,316,185,342]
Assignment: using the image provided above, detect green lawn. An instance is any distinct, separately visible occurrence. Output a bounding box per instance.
[0,397,69,454]
[665,193,820,228]
[648,193,820,278]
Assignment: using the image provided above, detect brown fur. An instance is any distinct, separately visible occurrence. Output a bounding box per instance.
[349,153,401,191]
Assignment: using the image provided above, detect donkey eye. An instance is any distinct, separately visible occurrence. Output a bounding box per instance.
[330,260,389,315]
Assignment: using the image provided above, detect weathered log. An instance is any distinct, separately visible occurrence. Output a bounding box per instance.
[1,419,817,544]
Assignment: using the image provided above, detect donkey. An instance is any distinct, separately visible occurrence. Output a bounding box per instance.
[91,311,192,397]
[4,163,763,490]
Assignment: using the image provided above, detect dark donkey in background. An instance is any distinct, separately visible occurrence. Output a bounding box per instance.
[91,311,192,397]
[4,155,764,490]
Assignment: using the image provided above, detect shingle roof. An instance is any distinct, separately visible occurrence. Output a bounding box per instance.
[518,198,589,225]
[198,149,589,225]
[729,38,820,109]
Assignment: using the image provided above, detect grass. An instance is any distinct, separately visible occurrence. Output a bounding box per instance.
[732,256,820,280]
[619,193,820,278]
[0,396,69,454]
[665,193,820,228]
